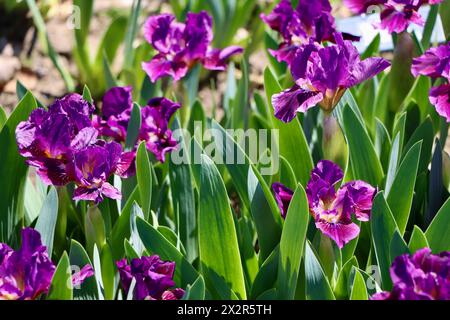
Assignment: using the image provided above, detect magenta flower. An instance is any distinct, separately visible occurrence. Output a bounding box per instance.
[429,84,450,122]
[70,141,131,203]
[0,228,55,300]
[142,11,243,82]
[412,43,450,122]
[139,98,181,163]
[412,43,450,79]
[117,255,184,300]
[371,248,450,300]
[0,228,93,300]
[272,34,390,122]
[272,183,294,219]
[272,160,376,248]
[380,0,425,34]
[16,94,98,186]
[93,87,181,164]
[261,0,359,65]
[92,86,133,143]
[345,0,444,34]
[16,93,136,203]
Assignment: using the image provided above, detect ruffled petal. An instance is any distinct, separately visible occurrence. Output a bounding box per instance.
[429,84,450,122]
[272,85,323,123]
[315,220,360,249]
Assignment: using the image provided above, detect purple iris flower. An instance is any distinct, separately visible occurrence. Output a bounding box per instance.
[272,183,294,219]
[92,87,181,164]
[139,98,181,163]
[0,228,55,300]
[261,0,359,65]
[92,86,133,143]
[70,141,132,204]
[371,248,450,300]
[345,0,444,34]
[116,255,184,300]
[379,0,425,34]
[0,228,94,300]
[272,33,390,122]
[429,84,450,122]
[142,11,243,82]
[272,160,376,248]
[16,94,98,186]
[412,43,450,122]
[16,93,136,203]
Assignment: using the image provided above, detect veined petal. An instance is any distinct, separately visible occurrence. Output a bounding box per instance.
[315,220,360,249]
[143,14,178,53]
[340,180,376,221]
[102,86,133,118]
[272,85,323,123]
[346,57,390,87]
[70,127,99,151]
[142,55,188,83]
[429,84,450,122]
[202,46,243,70]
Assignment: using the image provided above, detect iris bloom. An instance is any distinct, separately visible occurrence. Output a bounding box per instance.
[16,94,97,186]
[139,98,181,163]
[142,11,242,82]
[344,0,443,34]
[272,160,376,248]
[412,43,450,122]
[0,228,93,300]
[272,33,390,122]
[70,141,131,203]
[16,93,133,203]
[261,0,359,65]
[93,87,181,164]
[371,248,450,300]
[92,86,133,143]
[117,255,184,300]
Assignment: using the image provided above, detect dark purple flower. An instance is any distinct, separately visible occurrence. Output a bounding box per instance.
[272,183,294,219]
[16,94,97,185]
[0,228,55,300]
[261,0,359,66]
[93,87,181,165]
[92,86,133,143]
[379,0,424,34]
[139,98,181,163]
[71,141,131,204]
[202,46,244,71]
[345,0,444,34]
[273,160,376,248]
[272,85,324,123]
[272,34,390,122]
[371,248,450,300]
[412,43,450,79]
[307,163,375,248]
[116,255,184,300]
[412,43,450,123]
[48,93,95,132]
[142,11,242,82]
[429,84,450,122]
